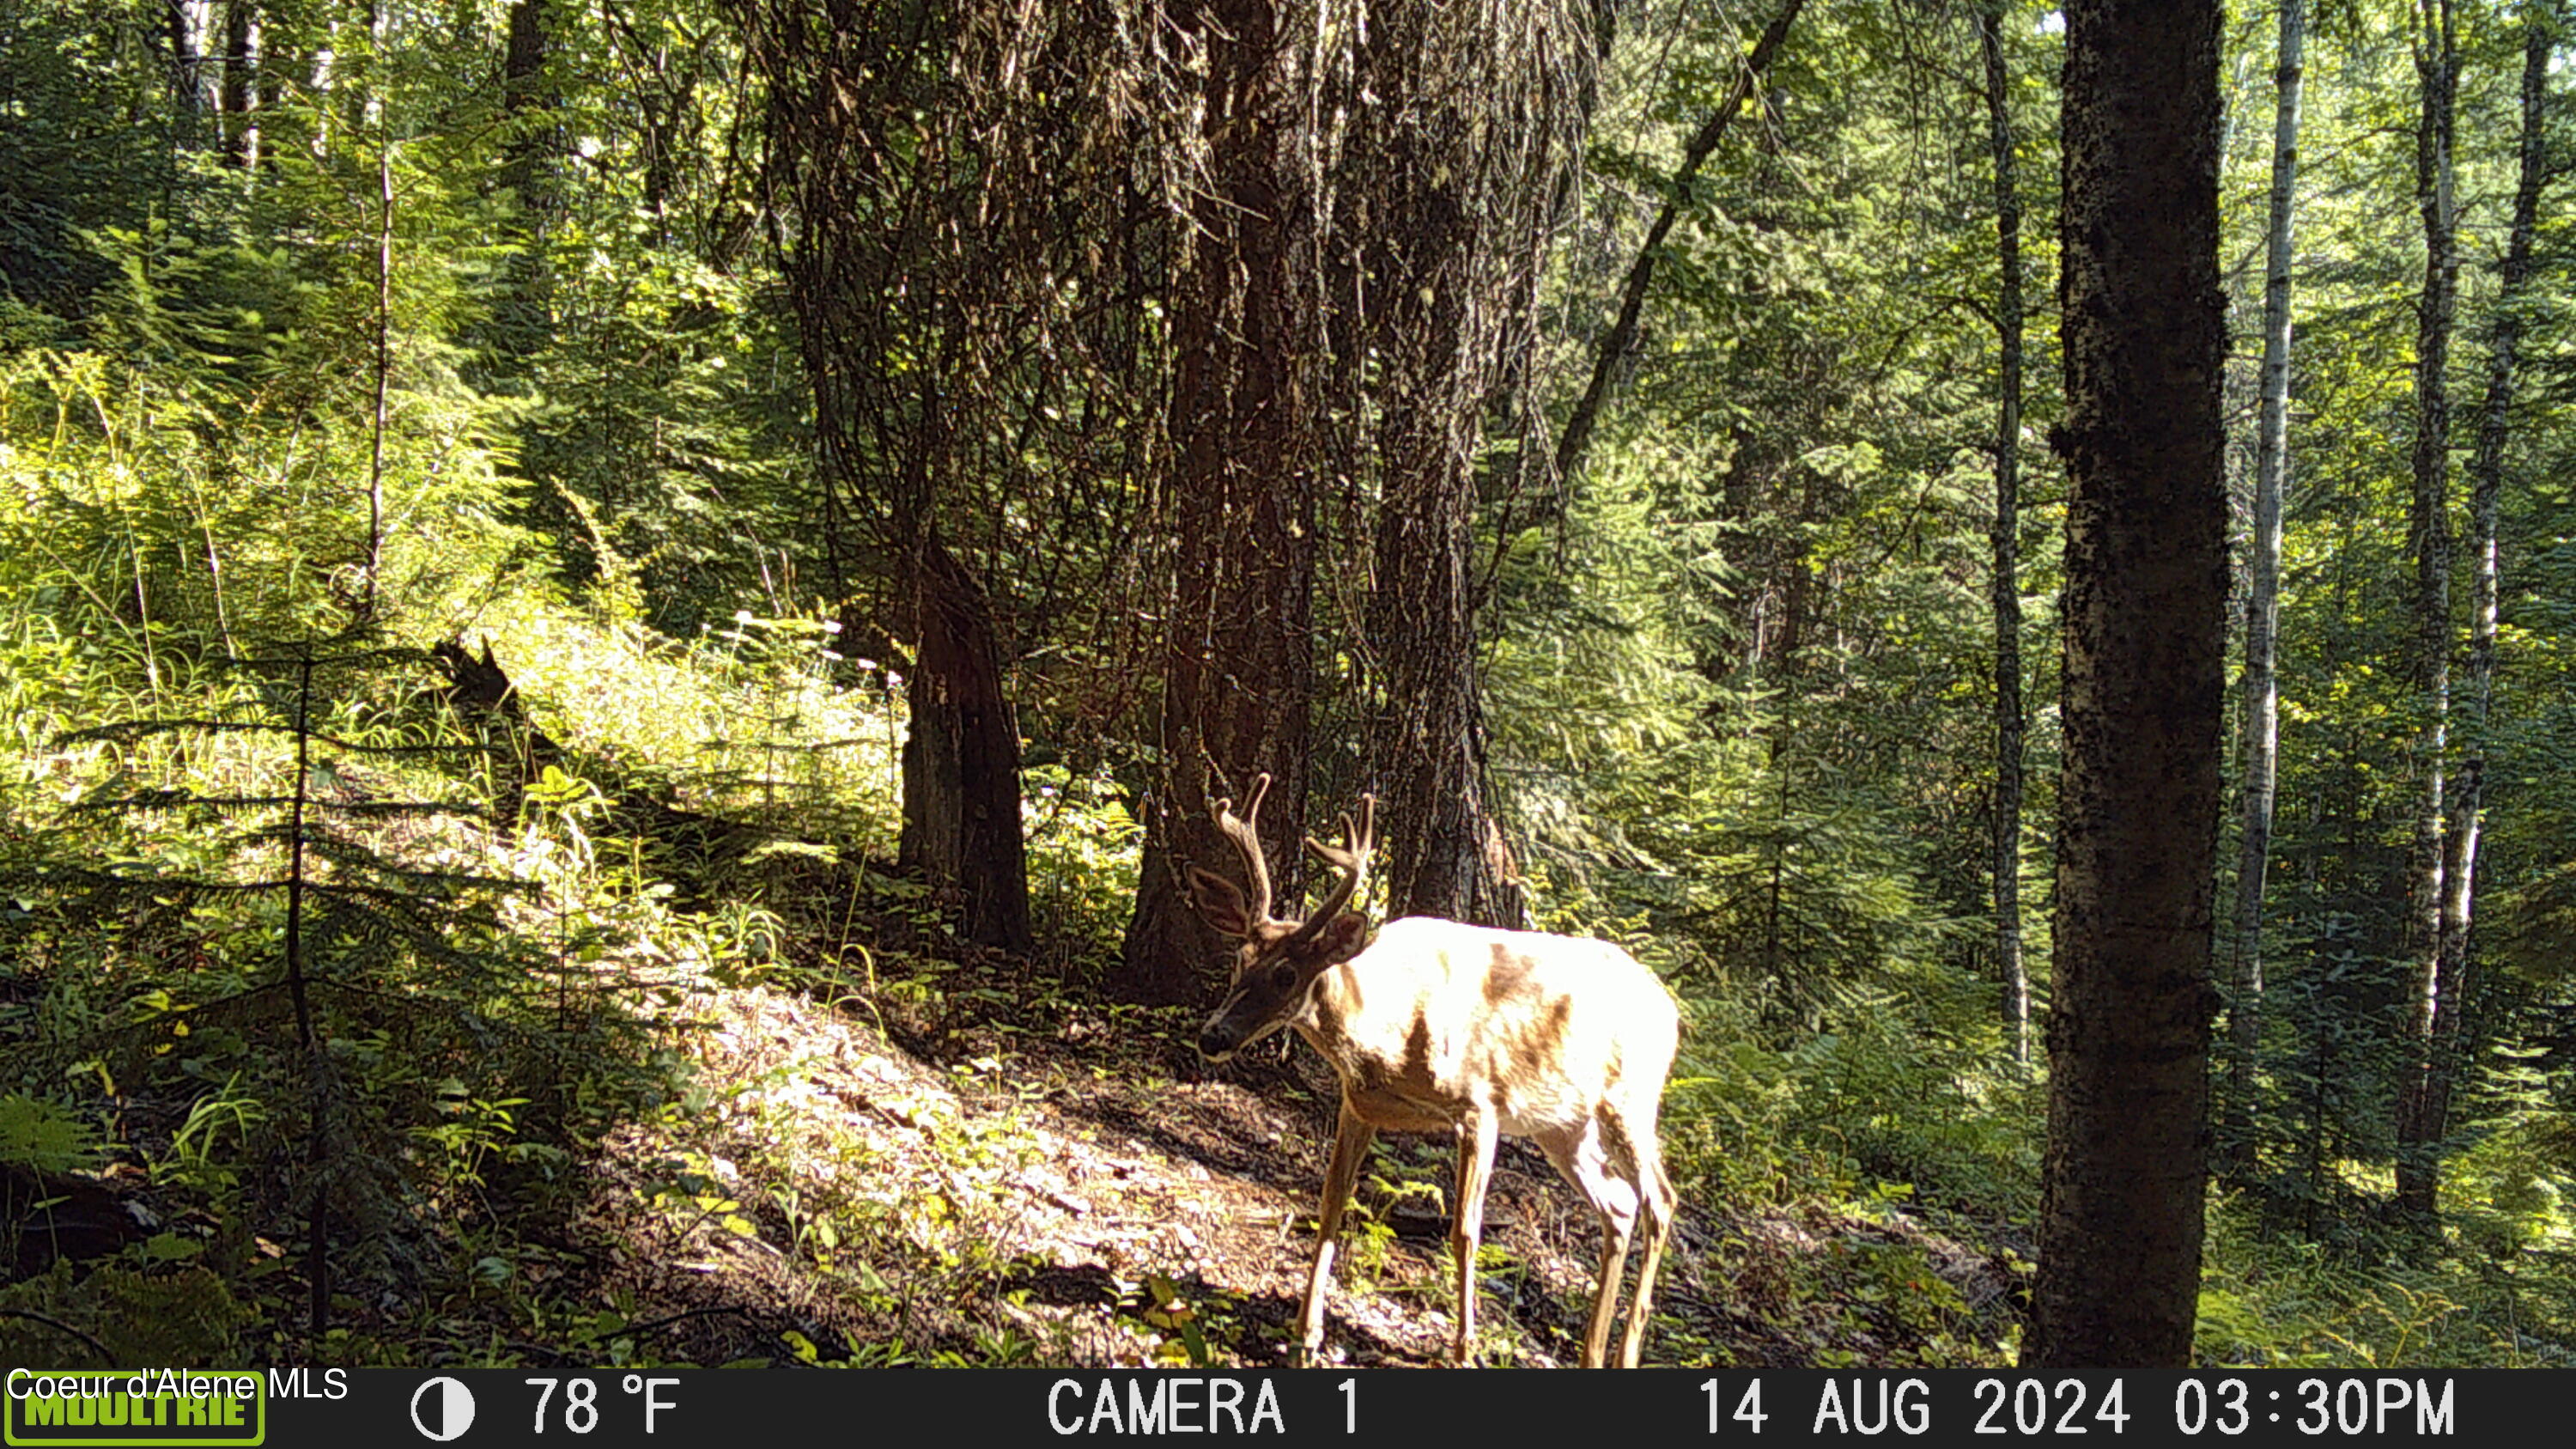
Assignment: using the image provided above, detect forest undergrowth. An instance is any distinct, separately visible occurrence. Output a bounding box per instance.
[1,476,2561,1368]
[0,557,2028,1369]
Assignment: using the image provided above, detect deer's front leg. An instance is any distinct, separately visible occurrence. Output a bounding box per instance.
[1297,1103,1376,1363]
[1449,1108,1499,1366]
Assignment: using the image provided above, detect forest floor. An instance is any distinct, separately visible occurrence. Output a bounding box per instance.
[568,953,2026,1369]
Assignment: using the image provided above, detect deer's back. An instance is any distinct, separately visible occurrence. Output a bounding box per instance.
[1306,916,1679,1138]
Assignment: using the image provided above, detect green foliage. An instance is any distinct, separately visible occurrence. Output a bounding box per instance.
[0,1092,99,1176]
[1022,763,1144,954]
[0,1262,254,1368]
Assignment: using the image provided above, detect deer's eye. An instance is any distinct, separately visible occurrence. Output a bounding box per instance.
[1268,960,1298,992]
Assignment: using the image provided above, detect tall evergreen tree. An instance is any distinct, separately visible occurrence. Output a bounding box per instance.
[2026,0,2226,1369]
[1349,1,1589,928]
[1120,0,1333,1001]
[738,0,1181,956]
[2415,0,2558,1220]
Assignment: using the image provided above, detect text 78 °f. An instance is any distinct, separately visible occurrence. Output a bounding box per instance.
[524,1374,681,1433]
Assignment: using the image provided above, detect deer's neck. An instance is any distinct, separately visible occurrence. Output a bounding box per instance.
[1292,932,1462,1109]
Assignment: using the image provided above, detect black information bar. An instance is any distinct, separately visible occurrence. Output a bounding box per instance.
[4,1367,2558,1446]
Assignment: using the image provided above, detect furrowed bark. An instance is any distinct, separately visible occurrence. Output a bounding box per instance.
[2026,0,2226,1370]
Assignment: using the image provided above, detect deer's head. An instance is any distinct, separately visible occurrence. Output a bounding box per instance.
[1188,774,1376,1062]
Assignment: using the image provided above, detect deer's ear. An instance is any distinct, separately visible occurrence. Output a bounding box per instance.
[1187,866,1254,938]
[1295,911,1370,967]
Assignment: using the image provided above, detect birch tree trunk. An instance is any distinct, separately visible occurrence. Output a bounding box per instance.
[2221,0,2306,1178]
[2418,0,2556,1219]
[362,0,387,132]
[363,133,392,623]
[167,0,220,143]
[2394,0,2460,1221]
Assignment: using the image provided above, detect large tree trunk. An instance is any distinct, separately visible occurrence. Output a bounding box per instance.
[2415,0,2554,1219]
[2221,0,2306,1179]
[1121,0,1320,1005]
[1351,3,1585,929]
[2394,0,2460,1222]
[1352,23,1479,928]
[1978,0,2029,1068]
[899,537,1035,953]
[2025,0,2226,1371]
[744,2,1066,959]
[1367,415,1518,926]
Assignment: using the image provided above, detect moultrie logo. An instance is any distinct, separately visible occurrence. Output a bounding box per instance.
[3,1369,264,1448]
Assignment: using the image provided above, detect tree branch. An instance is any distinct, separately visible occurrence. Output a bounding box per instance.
[1552,0,1807,490]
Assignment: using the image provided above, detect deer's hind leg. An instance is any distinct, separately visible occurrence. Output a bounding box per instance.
[1543,1117,1641,1367]
[1449,1107,1500,1366]
[1613,1123,1677,1367]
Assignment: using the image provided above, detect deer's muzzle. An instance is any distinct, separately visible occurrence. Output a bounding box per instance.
[1196,1015,1243,1062]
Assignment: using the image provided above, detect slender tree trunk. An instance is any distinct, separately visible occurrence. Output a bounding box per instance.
[2416,0,2555,1217]
[166,1,220,119]
[363,133,392,622]
[309,16,338,158]
[1978,0,2030,1068]
[1122,0,1319,1004]
[283,658,327,1341]
[221,2,261,170]
[898,538,1035,953]
[1552,0,1804,490]
[501,0,554,214]
[361,0,387,132]
[494,0,556,367]
[2221,0,2306,1179]
[2025,0,2226,1370]
[2394,0,2459,1221]
[503,2,551,190]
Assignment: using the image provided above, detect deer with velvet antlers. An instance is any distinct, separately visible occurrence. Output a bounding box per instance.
[1188,774,1680,1368]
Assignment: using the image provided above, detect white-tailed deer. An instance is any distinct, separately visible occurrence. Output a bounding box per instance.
[1188,775,1680,1367]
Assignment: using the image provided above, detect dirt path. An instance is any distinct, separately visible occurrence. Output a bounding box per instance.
[580,979,2015,1369]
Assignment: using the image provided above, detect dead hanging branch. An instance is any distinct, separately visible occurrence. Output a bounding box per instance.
[726,0,1214,948]
[1552,0,1807,491]
[726,0,1202,581]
